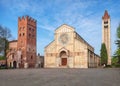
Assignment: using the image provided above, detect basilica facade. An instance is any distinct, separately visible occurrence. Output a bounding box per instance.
[44,24,100,68]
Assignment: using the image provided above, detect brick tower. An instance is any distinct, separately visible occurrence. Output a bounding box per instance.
[102,10,111,65]
[17,16,37,68]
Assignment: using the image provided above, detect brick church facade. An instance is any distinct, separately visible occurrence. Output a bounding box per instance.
[7,16,37,68]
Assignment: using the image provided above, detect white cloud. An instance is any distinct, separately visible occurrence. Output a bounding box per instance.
[0,0,119,55]
[38,24,55,32]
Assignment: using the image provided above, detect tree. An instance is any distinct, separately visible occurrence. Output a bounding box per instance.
[0,25,12,68]
[0,26,5,53]
[0,56,5,60]
[100,43,108,66]
[112,56,118,65]
[115,24,120,64]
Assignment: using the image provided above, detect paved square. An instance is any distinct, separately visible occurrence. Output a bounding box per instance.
[0,68,120,86]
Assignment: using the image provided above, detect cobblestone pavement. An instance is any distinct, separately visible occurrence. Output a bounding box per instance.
[0,68,120,86]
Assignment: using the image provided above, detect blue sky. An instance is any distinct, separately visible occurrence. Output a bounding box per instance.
[0,0,120,56]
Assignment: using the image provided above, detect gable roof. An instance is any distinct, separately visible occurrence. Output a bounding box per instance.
[45,40,55,49]
[55,24,75,33]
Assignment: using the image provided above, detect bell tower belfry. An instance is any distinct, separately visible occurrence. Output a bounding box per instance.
[102,10,111,65]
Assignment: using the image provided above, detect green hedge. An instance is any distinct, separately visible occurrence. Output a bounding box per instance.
[104,64,120,68]
[111,57,120,68]
[112,64,120,68]
[105,65,112,68]
[0,56,5,60]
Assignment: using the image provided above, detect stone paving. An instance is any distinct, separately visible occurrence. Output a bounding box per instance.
[0,68,120,86]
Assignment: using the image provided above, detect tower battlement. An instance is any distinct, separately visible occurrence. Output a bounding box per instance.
[18,15,36,24]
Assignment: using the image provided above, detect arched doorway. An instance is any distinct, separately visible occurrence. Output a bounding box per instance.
[13,61,17,68]
[60,51,67,66]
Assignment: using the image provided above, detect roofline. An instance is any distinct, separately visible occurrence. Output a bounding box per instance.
[54,24,75,32]
[94,54,100,58]
[45,40,55,49]
[75,32,94,49]
[9,40,18,43]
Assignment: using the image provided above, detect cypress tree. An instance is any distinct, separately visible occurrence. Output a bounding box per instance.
[115,24,120,64]
[100,43,108,66]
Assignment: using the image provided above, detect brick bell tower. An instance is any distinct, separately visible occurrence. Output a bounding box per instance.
[17,16,37,68]
[102,10,111,65]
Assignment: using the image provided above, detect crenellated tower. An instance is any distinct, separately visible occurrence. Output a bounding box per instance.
[102,10,111,65]
[17,16,37,68]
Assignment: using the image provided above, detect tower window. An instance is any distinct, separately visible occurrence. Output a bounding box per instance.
[29,33,31,37]
[21,55,23,59]
[104,21,108,24]
[23,33,25,36]
[32,29,34,32]
[19,33,21,36]
[104,25,108,28]
[31,55,33,59]
[29,28,31,31]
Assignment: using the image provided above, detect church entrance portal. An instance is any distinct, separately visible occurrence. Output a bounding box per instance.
[60,51,67,66]
[61,58,67,66]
